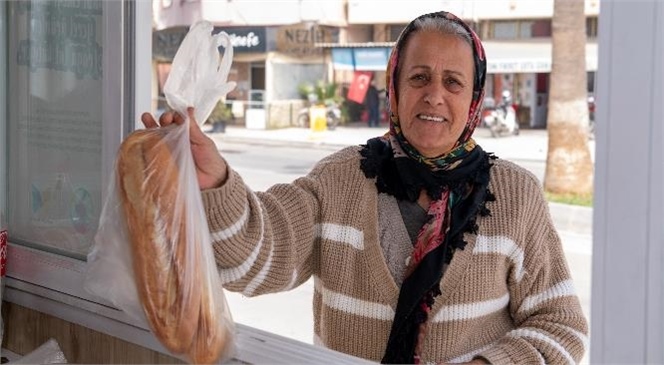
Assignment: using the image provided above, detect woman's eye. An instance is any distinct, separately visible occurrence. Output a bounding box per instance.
[446,78,463,90]
[409,74,428,85]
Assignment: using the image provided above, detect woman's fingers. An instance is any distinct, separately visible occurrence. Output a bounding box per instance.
[159,111,175,126]
[141,112,159,128]
[173,112,185,125]
[144,108,194,130]
[158,110,187,127]
[186,107,197,125]
[187,107,207,143]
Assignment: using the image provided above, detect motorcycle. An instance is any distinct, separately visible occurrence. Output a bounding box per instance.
[296,102,341,130]
[483,104,520,137]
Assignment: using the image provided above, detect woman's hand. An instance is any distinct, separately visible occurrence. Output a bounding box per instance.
[140,107,228,190]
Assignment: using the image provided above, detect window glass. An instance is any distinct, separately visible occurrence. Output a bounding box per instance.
[389,24,406,41]
[519,20,534,38]
[586,17,598,38]
[531,19,552,37]
[6,1,104,259]
[493,19,552,39]
[493,21,518,39]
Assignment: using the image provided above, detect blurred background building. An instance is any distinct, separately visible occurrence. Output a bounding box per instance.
[151,0,600,129]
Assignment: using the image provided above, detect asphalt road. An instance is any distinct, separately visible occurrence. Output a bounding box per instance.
[219,135,548,189]
[219,140,339,190]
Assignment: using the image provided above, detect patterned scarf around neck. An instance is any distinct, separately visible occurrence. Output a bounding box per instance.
[358,11,495,364]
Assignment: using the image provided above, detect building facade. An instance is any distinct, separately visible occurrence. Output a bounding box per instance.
[152,0,346,128]
[152,0,599,128]
[326,0,600,128]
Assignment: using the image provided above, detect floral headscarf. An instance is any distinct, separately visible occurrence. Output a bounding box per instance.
[386,11,487,170]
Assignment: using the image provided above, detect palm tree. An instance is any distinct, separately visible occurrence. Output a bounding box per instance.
[543,0,594,196]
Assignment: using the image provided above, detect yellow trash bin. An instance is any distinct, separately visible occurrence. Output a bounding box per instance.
[309,106,327,132]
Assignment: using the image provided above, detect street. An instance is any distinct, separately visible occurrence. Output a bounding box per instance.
[216,128,561,187]
[212,125,595,185]
[214,131,592,363]
[219,140,332,190]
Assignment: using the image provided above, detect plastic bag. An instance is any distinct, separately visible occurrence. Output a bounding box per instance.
[164,20,236,124]
[9,338,67,364]
[84,20,236,364]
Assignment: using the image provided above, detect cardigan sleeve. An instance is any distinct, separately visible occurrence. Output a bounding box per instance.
[477,175,589,365]
[200,162,325,297]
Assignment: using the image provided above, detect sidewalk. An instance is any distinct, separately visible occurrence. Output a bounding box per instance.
[212,122,593,236]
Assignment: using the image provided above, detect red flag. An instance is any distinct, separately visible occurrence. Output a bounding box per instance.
[347,71,373,104]
[1,230,6,277]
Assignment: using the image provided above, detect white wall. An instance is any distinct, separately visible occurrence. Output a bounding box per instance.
[591,1,664,363]
[472,0,554,20]
[153,0,346,30]
[347,0,466,24]
[153,0,602,30]
[347,0,600,24]
[472,0,600,20]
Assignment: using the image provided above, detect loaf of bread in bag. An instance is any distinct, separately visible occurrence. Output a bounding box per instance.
[117,128,210,357]
[188,265,230,364]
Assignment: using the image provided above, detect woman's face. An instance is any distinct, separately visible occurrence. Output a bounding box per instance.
[396,30,475,157]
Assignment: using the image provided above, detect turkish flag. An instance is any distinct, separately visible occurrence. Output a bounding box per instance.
[1,230,6,277]
[347,71,373,104]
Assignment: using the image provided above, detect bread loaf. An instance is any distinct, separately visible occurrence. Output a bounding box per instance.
[188,267,229,364]
[117,127,230,362]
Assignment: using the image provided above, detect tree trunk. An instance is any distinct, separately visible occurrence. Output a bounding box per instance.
[543,0,594,195]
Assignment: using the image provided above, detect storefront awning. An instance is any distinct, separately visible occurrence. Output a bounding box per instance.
[321,40,599,74]
[330,47,391,71]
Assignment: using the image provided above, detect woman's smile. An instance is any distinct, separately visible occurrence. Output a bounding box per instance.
[416,113,447,123]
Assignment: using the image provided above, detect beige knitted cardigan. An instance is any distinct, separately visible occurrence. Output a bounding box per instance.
[202,146,588,364]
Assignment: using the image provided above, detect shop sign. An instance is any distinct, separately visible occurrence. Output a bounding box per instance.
[488,59,551,73]
[154,26,267,61]
[277,25,339,57]
[214,27,267,53]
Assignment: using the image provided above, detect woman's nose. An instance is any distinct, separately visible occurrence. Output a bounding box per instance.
[424,84,446,105]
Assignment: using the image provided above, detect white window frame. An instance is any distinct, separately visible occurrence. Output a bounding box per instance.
[591,1,664,363]
[0,0,6,230]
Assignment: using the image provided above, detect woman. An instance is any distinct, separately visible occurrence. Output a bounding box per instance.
[143,11,587,365]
